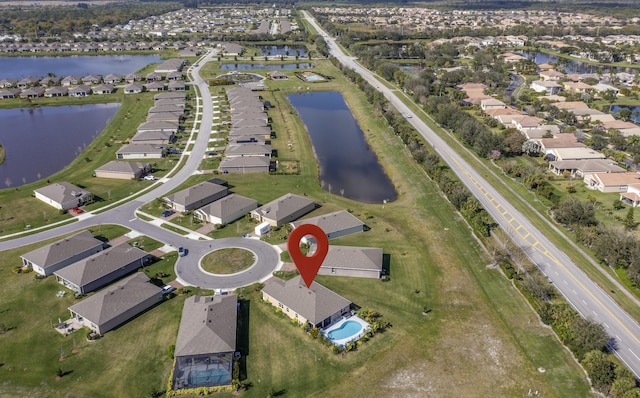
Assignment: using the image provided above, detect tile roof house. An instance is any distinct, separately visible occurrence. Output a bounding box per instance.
[585,172,640,193]
[549,159,625,177]
[124,83,144,94]
[34,182,92,210]
[20,230,104,276]
[54,244,153,294]
[69,85,91,97]
[68,272,162,335]
[19,87,45,98]
[194,193,258,225]
[262,276,351,328]
[165,181,228,213]
[531,80,562,95]
[91,84,115,95]
[251,193,315,227]
[290,210,365,240]
[94,161,151,180]
[44,86,68,97]
[0,88,21,99]
[131,130,175,145]
[137,120,179,133]
[225,143,272,158]
[171,294,238,390]
[319,246,383,279]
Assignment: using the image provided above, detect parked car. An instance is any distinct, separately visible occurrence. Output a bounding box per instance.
[161,210,174,218]
[178,247,187,257]
[143,175,156,181]
[69,207,83,215]
[161,285,176,295]
[168,148,182,155]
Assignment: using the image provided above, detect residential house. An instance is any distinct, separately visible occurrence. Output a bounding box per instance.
[54,244,152,294]
[82,75,102,85]
[549,147,605,161]
[549,159,625,177]
[167,71,183,81]
[116,143,166,159]
[154,92,186,101]
[593,83,619,95]
[145,72,164,83]
[167,81,186,91]
[290,210,365,240]
[251,193,315,227]
[194,194,258,225]
[17,76,40,88]
[137,120,179,133]
[480,98,507,111]
[537,134,585,154]
[19,87,45,98]
[34,182,92,210]
[319,246,383,279]
[61,75,82,86]
[20,230,104,276]
[218,156,271,173]
[539,70,565,81]
[164,181,228,213]
[585,172,640,193]
[145,81,166,92]
[563,81,592,94]
[512,115,544,131]
[171,294,238,390]
[0,88,21,99]
[620,183,640,207]
[67,272,162,335]
[149,104,184,114]
[91,84,115,95]
[69,85,91,97]
[261,276,351,329]
[125,73,142,83]
[0,78,18,88]
[131,130,175,145]
[531,80,562,94]
[268,71,288,80]
[94,161,151,180]
[225,143,272,158]
[39,76,61,87]
[45,86,68,97]
[124,83,144,94]
[147,112,182,123]
[103,74,122,84]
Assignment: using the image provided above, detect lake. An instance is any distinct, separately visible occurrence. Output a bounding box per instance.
[521,51,628,74]
[611,105,640,123]
[0,104,120,187]
[287,91,397,204]
[0,54,161,80]
[255,45,308,57]
[220,63,314,71]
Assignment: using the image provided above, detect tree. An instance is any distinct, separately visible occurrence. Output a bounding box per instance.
[569,317,610,360]
[610,366,638,398]
[552,198,597,227]
[581,350,615,394]
[624,206,635,230]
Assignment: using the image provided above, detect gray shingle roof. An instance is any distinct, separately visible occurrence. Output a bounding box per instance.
[291,210,364,236]
[174,294,237,357]
[252,193,314,222]
[196,194,258,220]
[54,244,149,287]
[321,246,383,271]
[34,182,90,205]
[262,276,351,325]
[20,230,103,269]
[68,272,161,328]
[95,161,150,174]
[166,181,227,208]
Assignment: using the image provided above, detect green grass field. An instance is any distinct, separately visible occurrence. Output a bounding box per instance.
[0,57,594,397]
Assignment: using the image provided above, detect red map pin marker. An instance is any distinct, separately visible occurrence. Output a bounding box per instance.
[288,224,329,288]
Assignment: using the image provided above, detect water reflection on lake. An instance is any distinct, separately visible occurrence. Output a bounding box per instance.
[0,104,120,187]
[0,54,161,80]
[220,63,313,71]
[255,45,308,57]
[521,51,628,74]
[287,91,397,204]
[611,105,640,123]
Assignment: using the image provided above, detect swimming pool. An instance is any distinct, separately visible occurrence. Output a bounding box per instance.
[188,368,231,386]
[323,316,370,347]
[328,320,362,340]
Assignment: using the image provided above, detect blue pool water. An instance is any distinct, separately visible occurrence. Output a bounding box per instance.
[328,321,362,340]
[188,368,231,386]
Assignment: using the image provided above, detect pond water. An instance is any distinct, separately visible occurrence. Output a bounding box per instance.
[521,51,627,74]
[611,105,640,123]
[287,91,397,204]
[255,45,308,57]
[0,103,120,187]
[0,54,161,80]
[220,63,313,71]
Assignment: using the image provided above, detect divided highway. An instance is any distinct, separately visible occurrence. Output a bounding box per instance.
[303,10,640,377]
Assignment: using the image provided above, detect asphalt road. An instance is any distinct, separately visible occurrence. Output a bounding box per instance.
[0,49,280,290]
[303,10,640,377]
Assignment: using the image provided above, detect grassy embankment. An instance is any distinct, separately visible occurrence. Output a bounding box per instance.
[0,58,591,396]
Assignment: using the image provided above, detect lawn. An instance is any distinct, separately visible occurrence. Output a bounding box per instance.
[0,54,593,397]
[201,248,255,274]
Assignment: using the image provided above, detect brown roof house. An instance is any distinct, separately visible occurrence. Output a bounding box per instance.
[262,276,351,329]
[250,193,315,227]
[68,272,162,335]
[194,194,258,225]
[290,210,365,240]
[171,294,238,390]
[95,161,151,180]
[20,230,104,276]
[54,244,152,294]
[34,182,92,211]
[319,246,383,279]
[165,181,228,213]
[218,156,271,174]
